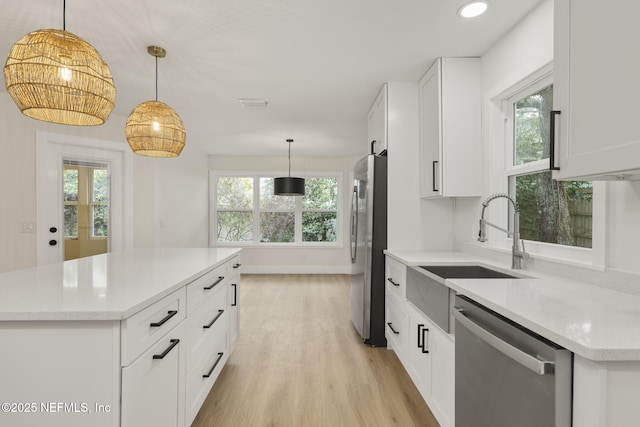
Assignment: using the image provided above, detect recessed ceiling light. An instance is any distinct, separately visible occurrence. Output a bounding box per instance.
[458,1,488,18]
[238,98,270,107]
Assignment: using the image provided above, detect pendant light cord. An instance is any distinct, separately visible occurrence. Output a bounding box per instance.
[155,55,158,101]
[288,141,292,177]
[63,0,66,30]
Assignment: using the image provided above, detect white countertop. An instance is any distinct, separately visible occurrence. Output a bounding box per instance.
[0,248,241,321]
[386,250,640,362]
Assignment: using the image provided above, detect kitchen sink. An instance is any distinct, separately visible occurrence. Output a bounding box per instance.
[419,265,519,279]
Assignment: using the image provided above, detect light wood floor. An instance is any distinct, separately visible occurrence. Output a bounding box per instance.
[191,274,440,427]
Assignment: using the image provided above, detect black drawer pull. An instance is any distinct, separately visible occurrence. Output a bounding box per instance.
[150,310,178,327]
[387,277,400,287]
[233,263,242,269]
[204,276,225,290]
[421,327,429,354]
[203,352,224,378]
[387,322,400,335]
[203,310,225,329]
[152,339,180,360]
[231,283,237,307]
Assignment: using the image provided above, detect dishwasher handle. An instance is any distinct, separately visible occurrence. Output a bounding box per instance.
[454,309,554,375]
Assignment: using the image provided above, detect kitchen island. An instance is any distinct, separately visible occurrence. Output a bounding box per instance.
[0,247,241,427]
[386,250,640,427]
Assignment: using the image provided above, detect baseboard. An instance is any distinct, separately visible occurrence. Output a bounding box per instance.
[241,265,352,275]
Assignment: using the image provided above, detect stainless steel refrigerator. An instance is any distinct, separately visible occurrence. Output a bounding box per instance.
[350,153,387,346]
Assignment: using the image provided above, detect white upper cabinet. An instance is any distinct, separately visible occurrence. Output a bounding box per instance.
[368,84,388,155]
[419,57,481,198]
[553,0,640,180]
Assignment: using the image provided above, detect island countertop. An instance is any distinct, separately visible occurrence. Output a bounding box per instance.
[386,250,640,362]
[0,248,241,321]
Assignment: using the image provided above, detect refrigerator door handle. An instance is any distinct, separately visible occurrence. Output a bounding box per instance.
[350,185,358,263]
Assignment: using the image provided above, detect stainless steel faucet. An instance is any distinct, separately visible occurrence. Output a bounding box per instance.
[478,193,528,269]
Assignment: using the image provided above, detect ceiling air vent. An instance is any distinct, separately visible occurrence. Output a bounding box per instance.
[237,98,269,107]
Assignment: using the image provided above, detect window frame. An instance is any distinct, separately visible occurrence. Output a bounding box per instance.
[490,65,606,267]
[210,172,342,248]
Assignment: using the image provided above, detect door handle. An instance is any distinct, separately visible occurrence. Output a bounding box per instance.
[432,160,439,192]
[549,110,561,171]
[421,326,429,354]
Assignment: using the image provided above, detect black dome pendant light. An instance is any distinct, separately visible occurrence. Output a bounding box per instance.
[274,139,305,196]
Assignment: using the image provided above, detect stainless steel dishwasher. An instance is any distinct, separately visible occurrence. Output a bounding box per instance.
[454,295,572,427]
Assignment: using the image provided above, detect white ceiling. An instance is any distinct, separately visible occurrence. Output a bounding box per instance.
[0,0,542,157]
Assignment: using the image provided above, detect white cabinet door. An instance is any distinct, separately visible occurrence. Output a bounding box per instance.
[553,0,640,180]
[368,85,387,154]
[405,303,431,399]
[121,333,184,427]
[419,57,481,198]
[430,326,455,427]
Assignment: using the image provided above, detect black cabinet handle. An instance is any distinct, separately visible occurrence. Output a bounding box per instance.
[203,352,224,378]
[150,310,178,327]
[421,327,429,354]
[387,277,400,287]
[371,140,376,155]
[417,324,424,348]
[432,160,439,192]
[550,110,561,171]
[203,310,225,329]
[231,284,237,307]
[152,339,179,360]
[387,322,399,335]
[233,263,241,269]
[204,276,225,290]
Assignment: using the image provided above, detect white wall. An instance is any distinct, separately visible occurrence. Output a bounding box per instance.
[454,0,640,284]
[208,155,355,274]
[454,0,555,253]
[0,91,209,273]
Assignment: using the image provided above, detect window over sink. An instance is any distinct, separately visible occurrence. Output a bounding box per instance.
[505,76,593,249]
[486,65,606,267]
[210,174,340,246]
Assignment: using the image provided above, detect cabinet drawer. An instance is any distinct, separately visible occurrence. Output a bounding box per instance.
[121,288,186,366]
[186,263,228,314]
[386,256,406,301]
[121,332,183,427]
[185,284,228,371]
[385,297,407,360]
[185,330,228,426]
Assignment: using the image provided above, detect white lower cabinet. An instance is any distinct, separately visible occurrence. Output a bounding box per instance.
[429,318,455,427]
[385,255,454,427]
[405,302,455,427]
[405,302,430,397]
[121,331,185,427]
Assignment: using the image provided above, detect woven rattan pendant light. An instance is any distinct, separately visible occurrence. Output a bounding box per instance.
[3,0,115,126]
[125,46,186,158]
[274,139,305,196]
